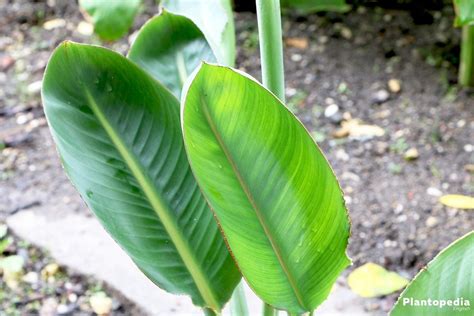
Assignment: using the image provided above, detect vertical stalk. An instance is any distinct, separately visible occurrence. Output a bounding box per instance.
[256,0,286,102]
[263,303,277,316]
[256,2,284,315]
[203,308,218,316]
[459,25,474,87]
[230,282,249,316]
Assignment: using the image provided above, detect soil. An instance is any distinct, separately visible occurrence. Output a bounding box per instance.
[0,0,473,314]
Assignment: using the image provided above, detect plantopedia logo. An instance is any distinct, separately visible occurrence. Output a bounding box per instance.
[402,297,471,312]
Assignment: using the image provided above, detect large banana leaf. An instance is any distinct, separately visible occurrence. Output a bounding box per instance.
[181,64,351,313]
[42,43,240,311]
[454,0,474,26]
[79,0,141,41]
[128,10,215,99]
[281,0,349,13]
[391,231,474,316]
[160,0,235,67]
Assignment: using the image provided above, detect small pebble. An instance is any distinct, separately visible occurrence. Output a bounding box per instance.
[291,54,303,62]
[336,149,350,161]
[388,79,401,93]
[404,148,419,160]
[77,21,93,36]
[427,187,442,197]
[425,216,439,227]
[43,18,66,30]
[324,104,342,123]
[22,271,39,284]
[340,26,352,39]
[27,80,42,95]
[371,89,390,104]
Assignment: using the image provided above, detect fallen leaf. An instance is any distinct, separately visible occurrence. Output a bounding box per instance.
[465,164,474,173]
[90,292,113,315]
[439,194,474,209]
[43,18,66,30]
[41,263,60,278]
[348,262,409,298]
[333,119,385,139]
[0,255,25,289]
[285,37,309,49]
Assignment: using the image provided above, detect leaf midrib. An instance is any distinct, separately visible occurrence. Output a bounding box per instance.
[198,95,307,310]
[84,90,221,311]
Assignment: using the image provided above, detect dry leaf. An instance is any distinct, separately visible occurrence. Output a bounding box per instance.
[41,263,60,278]
[348,262,409,298]
[90,292,113,315]
[285,37,309,49]
[43,19,66,30]
[0,255,25,289]
[333,119,385,139]
[439,194,474,209]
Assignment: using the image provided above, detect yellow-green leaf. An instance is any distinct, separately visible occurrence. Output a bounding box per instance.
[182,64,350,313]
[439,194,474,209]
[348,263,409,298]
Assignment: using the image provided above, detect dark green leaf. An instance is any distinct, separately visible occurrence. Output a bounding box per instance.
[182,64,351,313]
[42,43,240,311]
[128,10,215,98]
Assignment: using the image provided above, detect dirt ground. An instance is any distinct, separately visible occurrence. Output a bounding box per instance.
[0,0,473,314]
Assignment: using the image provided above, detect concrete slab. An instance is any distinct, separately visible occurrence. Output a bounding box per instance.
[7,208,371,316]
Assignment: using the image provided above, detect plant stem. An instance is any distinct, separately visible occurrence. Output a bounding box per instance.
[263,303,277,316]
[256,0,286,102]
[203,308,218,316]
[230,282,249,316]
[256,3,284,315]
[459,25,474,87]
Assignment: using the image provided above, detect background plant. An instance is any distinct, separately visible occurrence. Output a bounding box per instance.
[453,0,474,86]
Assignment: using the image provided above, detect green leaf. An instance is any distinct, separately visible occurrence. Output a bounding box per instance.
[0,237,12,254]
[454,0,474,27]
[42,42,240,311]
[281,0,350,13]
[0,224,7,239]
[181,64,350,313]
[0,255,24,274]
[391,231,474,316]
[230,282,249,316]
[160,0,236,67]
[128,10,215,99]
[347,263,409,298]
[79,0,141,41]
